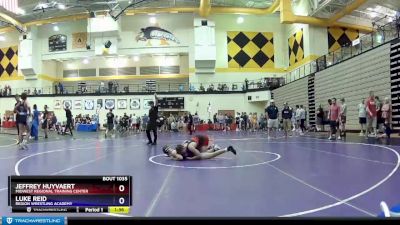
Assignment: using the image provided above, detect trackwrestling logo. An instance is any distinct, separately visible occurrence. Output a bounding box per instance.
[2,217,64,225]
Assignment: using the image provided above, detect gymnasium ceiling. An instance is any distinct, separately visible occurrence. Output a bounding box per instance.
[310,0,400,25]
[12,0,275,23]
[0,0,398,31]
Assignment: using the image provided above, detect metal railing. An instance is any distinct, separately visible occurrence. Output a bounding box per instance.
[284,20,400,84]
[1,78,285,96]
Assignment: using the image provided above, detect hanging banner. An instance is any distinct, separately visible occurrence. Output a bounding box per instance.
[72,32,87,49]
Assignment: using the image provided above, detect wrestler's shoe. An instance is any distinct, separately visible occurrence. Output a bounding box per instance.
[227,146,237,155]
[162,145,171,156]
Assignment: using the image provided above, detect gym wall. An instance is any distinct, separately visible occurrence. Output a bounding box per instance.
[0,92,268,125]
[272,76,309,120]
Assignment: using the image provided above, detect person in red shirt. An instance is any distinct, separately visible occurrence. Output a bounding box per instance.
[365,91,377,137]
[328,98,340,140]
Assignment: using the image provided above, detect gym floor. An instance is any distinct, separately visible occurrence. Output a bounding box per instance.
[0,130,399,217]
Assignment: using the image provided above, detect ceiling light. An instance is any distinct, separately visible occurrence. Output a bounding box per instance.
[16,8,25,15]
[0,36,6,41]
[366,7,373,11]
[57,4,66,10]
[388,17,394,22]
[370,12,377,18]
[83,58,89,64]
[237,16,244,24]
[53,25,59,31]
[149,17,157,24]
[133,56,140,62]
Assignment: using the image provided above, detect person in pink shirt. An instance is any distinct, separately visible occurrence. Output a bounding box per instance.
[365,91,377,137]
[328,98,340,140]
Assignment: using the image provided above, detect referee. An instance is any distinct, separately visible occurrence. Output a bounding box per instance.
[64,106,73,136]
[146,93,158,145]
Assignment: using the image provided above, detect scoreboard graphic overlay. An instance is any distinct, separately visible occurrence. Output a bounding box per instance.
[8,176,132,214]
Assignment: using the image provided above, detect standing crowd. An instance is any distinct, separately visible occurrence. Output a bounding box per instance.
[316,91,392,140]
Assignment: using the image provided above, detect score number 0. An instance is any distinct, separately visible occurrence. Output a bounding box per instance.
[118,185,126,205]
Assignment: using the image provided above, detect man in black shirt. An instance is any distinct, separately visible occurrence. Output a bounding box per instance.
[281,102,293,138]
[105,109,114,138]
[243,112,248,131]
[42,105,49,139]
[266,100,279,139]
[188,113,193,135]
[146,93,159,145]
[64,106,73,136]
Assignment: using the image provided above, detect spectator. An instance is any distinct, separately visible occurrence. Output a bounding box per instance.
[167,114,175,131]
[58,82,64,94]
[282,102,293,138]
[170,120,178,132]
[217,84,223,91]
[113,81,119,93]
[189,84,195,91]
[242,112,248,131]
[376,96,383,133]
[55,84,58,95]
[207,84,213,92]
[358,98,367,136]
[33,88,38,95]
[328,98,340,140]
[235,112,240,131]
[232,84,237,91]
[42,105,49,139]
[213,113,217,129]
[316,105,324,132]
[131,113,138,132]
[193,113,200,132]
[381,97,392,139]
[187,113,194,135]
[263,78,268,88]
[108,81,113,93]
[142,114,149,131]
[217,113,225,131]
[294,105,300,133]
[299,105,306,135]
[30,104,39,141]
[100,82,105,93]
[199,84,205,92]
[266,100,279,139]
[245,79,249,90]
[338,98,347,140]
[366,91,377,137]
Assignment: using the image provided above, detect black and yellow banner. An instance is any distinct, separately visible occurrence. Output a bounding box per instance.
[328,27,359,52]
[288,29,304,66]
[0,46,18,80]
[227,31,274,68]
